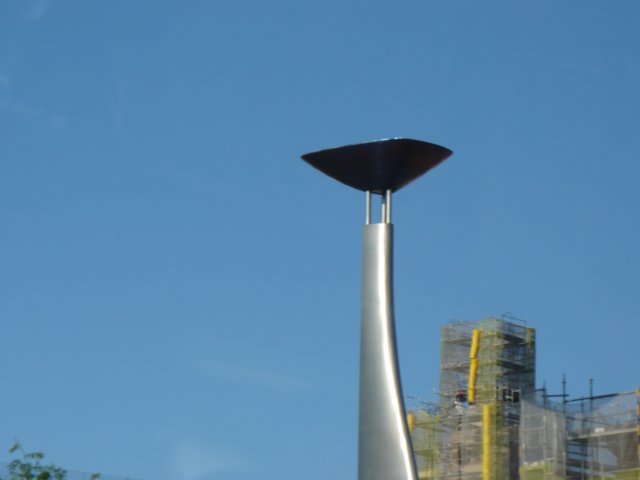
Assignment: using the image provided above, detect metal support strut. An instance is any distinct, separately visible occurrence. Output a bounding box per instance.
[365,190,393,225]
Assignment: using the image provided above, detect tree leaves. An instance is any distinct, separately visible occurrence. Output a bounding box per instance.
[2,442,65,480]
[8,442,21,455]
[1,442,101,480]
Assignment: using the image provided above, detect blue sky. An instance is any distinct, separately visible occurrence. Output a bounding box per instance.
[1,1,639,479]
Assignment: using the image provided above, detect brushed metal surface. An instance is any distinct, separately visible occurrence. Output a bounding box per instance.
[359,223,417,480]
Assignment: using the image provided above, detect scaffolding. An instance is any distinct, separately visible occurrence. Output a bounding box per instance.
[439,318,535,408]
[410,316,640,480]
[412,316,536,480]
[520,389,640,480]
[411,409,442,479]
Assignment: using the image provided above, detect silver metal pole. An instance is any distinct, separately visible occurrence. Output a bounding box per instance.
[385,189,392,223]
[359,223,417,480]
[301,138,452,480]
[381,194,387,224]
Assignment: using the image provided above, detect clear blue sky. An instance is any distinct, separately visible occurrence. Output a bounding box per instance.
[1,1,639,479]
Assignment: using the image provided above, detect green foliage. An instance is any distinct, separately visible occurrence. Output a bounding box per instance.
[2,441,66,480]
[2,441,101,480]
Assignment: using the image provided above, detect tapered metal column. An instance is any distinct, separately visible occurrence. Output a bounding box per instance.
[359,215,417,480]
[300,138,452,480]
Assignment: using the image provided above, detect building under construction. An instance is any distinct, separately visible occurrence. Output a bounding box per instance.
[408,317,639,480]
